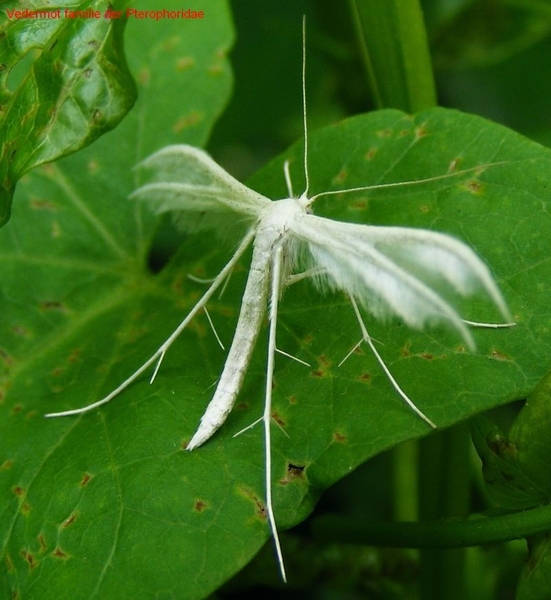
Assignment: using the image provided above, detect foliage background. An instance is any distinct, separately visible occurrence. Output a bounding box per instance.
[1,0,551,599]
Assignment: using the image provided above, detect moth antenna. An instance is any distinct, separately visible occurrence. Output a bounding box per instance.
[301,15,310,199]
[308,160,512,204]
[348,296,437,429]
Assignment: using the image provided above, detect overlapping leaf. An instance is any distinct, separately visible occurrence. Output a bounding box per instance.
[0,0,136,226]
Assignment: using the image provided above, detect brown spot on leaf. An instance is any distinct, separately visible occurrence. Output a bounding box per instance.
[162,36,179,52]
[137,67,151,86]
[238,486,266,520]
[173,111,202,133]
[280,463,307,485]
[377,129,392,138]
[67,348,82,364]
[52,547,68,559]
[333,431,347,443]
[271,411,286,427]
[287,463,305,478]
[310,369,324,378]
[0,348,13,366]
[422,353,434,360]
[491,349,509,360]
[319,355,330,366]
[176,57,194,71]
[208,64,224,76]
[37,534,47,553]
[333,169,348,185]
[39,300,65,312]
[415,126,428,139]
[12,405,22,415]
[13,486,24,498]
[288,395,297,404]
[21,551,38,569]
[194,499,208,512]
[365,148,377,161]
[1,460,13,470]
[463,180,484,194]
[399,129,411,137]
[51,367,65,377]
[30,198,58,210]
[21,503,30,516]
[359,372,370,382]
[80,473,93,487]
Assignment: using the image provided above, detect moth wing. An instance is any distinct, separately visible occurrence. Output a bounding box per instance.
[130,145,271,233]
[293,215,511,348]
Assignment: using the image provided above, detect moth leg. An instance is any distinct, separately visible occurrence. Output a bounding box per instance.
[45,230,255,418]
[263,243,287,581]
[462,318,516,329]
[346,296,437,429]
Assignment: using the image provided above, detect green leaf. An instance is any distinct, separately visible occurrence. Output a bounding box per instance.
[472,371,551,510]
[517,531,551,600]
[425,0,551,69]
[472,370,551,600]
[0,0,137,227]
[2,9,551,600]
[351,0,437,111]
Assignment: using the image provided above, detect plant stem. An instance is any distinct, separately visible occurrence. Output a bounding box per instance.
[311,502,549,548]
[418,425,471,600]
[347,0,437,112]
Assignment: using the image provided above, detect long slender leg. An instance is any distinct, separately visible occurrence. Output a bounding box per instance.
[348,296,437,429]
[45,230,255,418]
[264,244,287,582]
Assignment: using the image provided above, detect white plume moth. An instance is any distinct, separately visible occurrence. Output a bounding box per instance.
[46,19,514,581]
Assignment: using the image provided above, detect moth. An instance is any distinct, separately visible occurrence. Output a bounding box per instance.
[46,20,513,581]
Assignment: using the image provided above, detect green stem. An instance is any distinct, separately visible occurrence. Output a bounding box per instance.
[418,426,471,600]
[347,0,437,112]
[311,502,549,548]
